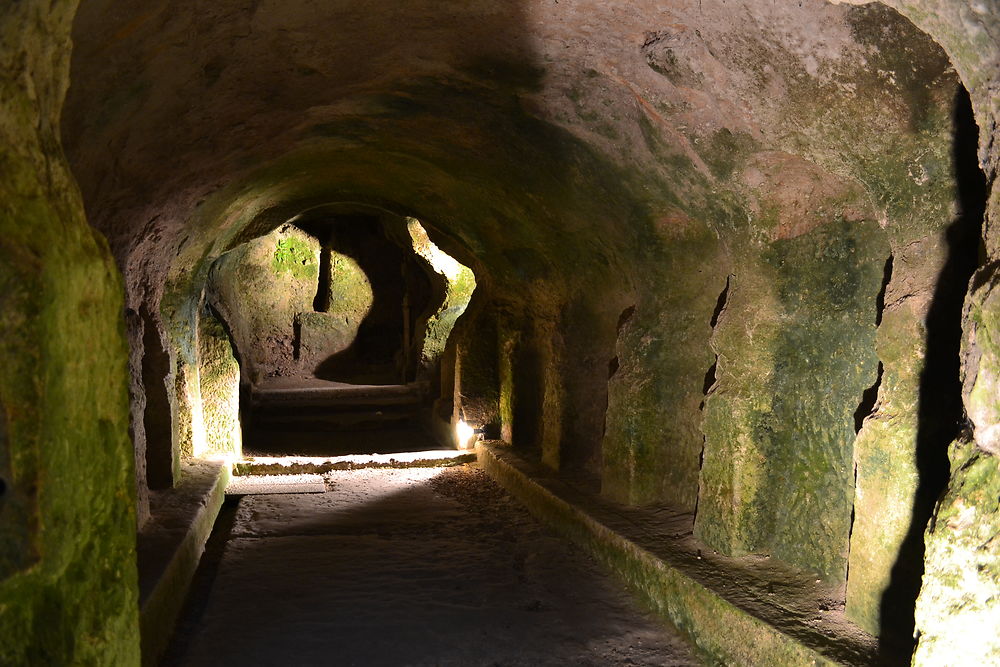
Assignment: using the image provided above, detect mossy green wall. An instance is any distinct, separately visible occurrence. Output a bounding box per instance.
[210,223,383,385]
[0,0,140,663]
[157,79,655,477]
[408,218,477,369]
[198,310,241,458]
[910,253,1000,664]
[64,3,997,659]
[602,225,722,509]
[698,217,887,582]
[209,224,323,383]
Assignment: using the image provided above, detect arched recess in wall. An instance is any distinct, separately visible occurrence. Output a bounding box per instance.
[205,206,476,390]
[157,190,486,465]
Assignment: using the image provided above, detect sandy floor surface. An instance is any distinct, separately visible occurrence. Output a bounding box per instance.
[164,465,699,666]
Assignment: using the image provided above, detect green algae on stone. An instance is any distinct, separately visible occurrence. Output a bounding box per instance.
[964,273,1000,456]
[209,225,320,382]
[701,128,758,181]
[272,235,319,281]
[407,218,477,368]
[603,223,723,509]
[298,310,366,365]
[698,217,887,582]
[845,305,923,634]
[173,360,205,459]
[325,253,373,325]
[0,3,141,663]
[198,309,242,458]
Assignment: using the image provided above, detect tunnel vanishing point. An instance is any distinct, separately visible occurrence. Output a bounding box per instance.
[2,0,1000,665]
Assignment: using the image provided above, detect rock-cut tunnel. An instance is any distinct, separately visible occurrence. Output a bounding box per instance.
[1,0,1000,665]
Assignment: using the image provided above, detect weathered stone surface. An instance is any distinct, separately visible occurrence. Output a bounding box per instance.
[698,216,888,582]
[296,311,360,366]
[602,226,721,509]
[209,224,321,384]
[0,1,140,663]
[845,305,923,633]
[450,301,500,436]
[480,443,878,667]
[839,35,967,639]
[23,0,998,661]
[964,270,1000,456]
[197,310,242,458]
[408,218,477,370]
[830,0,1000,180]
[139,460,229,666]
[322,253,373,347]
[912,440,1000,665]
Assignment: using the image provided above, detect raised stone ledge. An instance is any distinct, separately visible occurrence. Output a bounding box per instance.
[137,460,230,666]
[476,442,880,666]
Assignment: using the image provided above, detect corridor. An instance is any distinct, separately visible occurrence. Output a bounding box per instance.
[5,1,1000,664]
[163,464,697,666]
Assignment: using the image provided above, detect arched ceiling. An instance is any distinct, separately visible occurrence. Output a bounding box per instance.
[60,0,975,318]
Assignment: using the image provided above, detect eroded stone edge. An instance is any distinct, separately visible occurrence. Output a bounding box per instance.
[476,443,839,667]
[138,462,231,666]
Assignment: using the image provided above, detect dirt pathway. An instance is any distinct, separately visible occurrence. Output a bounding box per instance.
[164,465,699,666]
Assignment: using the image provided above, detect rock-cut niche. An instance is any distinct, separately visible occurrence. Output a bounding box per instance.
[206,212,475,391]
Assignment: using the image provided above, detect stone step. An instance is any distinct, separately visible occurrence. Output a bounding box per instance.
[226,473,326,495]
[249,406,419,430]
[251,381,427,408]
[233,450,475,476]
[249,381,427,431]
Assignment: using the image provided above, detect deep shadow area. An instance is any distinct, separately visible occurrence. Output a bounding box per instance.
[243,423,442,457]
[878,84,987,661]
[854,362,883,434]
[244,379,440,456]
[140,304,175,490]
[160,496,241,667]
[302,214,435,385]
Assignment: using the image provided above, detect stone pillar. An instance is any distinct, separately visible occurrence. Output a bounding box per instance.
[697,218,887,583]
[198,308,242,459]
[451,301,500,439]
[0,1,140,662]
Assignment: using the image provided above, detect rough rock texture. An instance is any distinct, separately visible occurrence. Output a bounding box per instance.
[125,308,152,525]
[0,0,141,663]
[698,215,888,583]
[479,443,880,666]
[824,1,1000,655]
[208,224,323,384]
[197,311,241,458]
[9,0,991,662]
[408,218,477,371]
[314,253,373,356]
[208,217,462,388]
[911,440,1000,665]
[965,266,1000,456]
[831,0,1000,179]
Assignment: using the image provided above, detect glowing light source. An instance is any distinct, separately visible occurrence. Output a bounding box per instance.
[406,218,477,365]
[407,218,466,281]
[456,419,477,450]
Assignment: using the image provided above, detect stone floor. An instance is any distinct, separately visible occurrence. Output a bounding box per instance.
[163,465,699,666]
